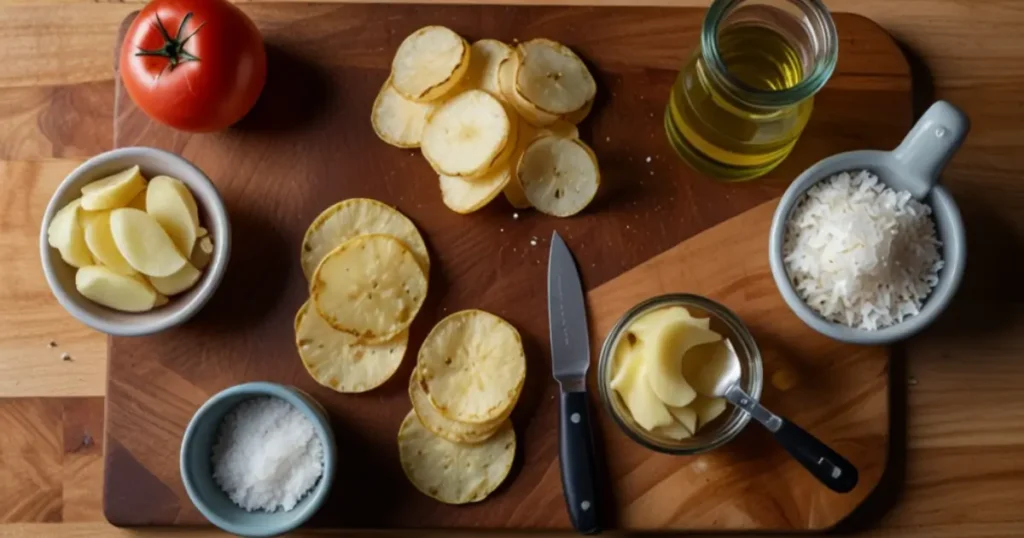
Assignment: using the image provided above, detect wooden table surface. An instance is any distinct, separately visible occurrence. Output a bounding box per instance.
[0,1,1021,537]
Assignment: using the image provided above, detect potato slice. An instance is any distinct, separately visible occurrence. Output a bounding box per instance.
[371,78,434,148]
[503,179,531,209]
[562,98,593,125]
[300,198,429,281]
[147,176,199,256]
[666,405,698,435]
[295,301,406,393]
[391,26,469,102]
[148,262,201,296]
[75,265,158,312]
[196,226,208,238]
[654,420,694,441]
[439,167,511,214]
[83,210,136,275]
[398,410,515,505]
[461,39,513,98]
[47,198,94,268]
[191,236,214,270]
[418,310,526,424]
[409,369,502,444]
[80,165,147,211]
[422,89,511,177]
[311,234,427,342]
[538,119,580,139]
[515,39,596,115]
[644,318,721,407]
[126,188,147,211]
[609,337,674,431]
[691,395,729,431]
[497,54,559,127]
[109,208,188,277]
[517,136,600,217]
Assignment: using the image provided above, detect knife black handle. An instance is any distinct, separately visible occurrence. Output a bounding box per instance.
[558,390,601,535]
[774,418,859,493]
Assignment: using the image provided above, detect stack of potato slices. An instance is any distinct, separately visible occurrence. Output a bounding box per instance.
[399,310,526,504]
[372,26,600,217]
[294,198,429,393]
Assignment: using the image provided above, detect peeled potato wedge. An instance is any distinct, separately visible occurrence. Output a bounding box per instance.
[421,89,511,177]
[517,136,600,217]
[80,166,147,211]
[515,39,596,115]
[497,54,559,127]
[83,210,137,275]
[47,198,94,268]
[391,26,470,102]
[76,265,159,312]
[371,78,435,148]
[148,262,202,296]
[460,39,513,98]
[147,176,199,256]
[191,236,214,270]
[126,188,147,211]
[110,208,188,277]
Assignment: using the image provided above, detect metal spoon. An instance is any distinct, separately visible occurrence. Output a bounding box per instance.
[689,339,859,493]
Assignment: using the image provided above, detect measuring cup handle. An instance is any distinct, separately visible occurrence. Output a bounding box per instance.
[891,100,970,199]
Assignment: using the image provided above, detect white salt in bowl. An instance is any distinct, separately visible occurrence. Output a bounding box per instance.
[180,382,337,537]
[768,101,968,345]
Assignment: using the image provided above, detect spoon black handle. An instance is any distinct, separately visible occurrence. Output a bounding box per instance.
[773,418,859,493]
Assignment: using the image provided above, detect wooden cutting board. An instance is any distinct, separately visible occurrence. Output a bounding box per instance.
[104,3,907,531]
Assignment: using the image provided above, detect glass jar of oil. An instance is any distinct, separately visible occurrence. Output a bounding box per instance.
[665,0,838,181]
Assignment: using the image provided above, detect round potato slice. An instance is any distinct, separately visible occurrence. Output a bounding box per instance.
[398,410,515,504]
[295,301,406,393]
[372,78,434,148]
[391,26,469,102]
[439,168,511,214]
[497,54,559,127]
[515,39,596,115]
[311,234,427,342]
[422,89,511,177]
[518,136,600,217]
[461,39,513,98]
[300,198,429,281]
[419,310,526,424]
[109,208,189,277]
[409,369,502,444]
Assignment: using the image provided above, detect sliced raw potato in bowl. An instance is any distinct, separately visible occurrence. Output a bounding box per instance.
[418,310,526,424]
[515,38,597,115]
[460,39,513,98]
[80,165,147,210]
[82,211,136,275]
[300,198,429,281]
[372,79,434,148]
[398,410,516,505]
[75,265,160,313]
[295,301,406,393]
[498,54,559,127]
[311,234,427,342]
[47,198,94,268]
[518,136,600,217]
[643,317,720,407]
[148,263,202,296]
[191,236,214,270]
[147,175,199,256]
[422,89,511,177]
[610,339,675,431]
[109,208,189,278]
[391,26,469,102]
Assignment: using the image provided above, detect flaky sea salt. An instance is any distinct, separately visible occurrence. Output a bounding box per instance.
[211,397,324,512]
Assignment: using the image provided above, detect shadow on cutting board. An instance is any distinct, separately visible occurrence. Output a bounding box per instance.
[234,43,335,133]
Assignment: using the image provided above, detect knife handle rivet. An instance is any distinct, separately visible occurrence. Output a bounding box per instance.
[570,412,581,424]
[581,500,591,511]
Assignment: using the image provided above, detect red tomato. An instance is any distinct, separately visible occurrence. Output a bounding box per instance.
[120,0,267,132]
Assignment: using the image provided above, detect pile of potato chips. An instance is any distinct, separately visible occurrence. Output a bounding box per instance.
[399,310,526,504]
[294,198,429,393]
[372,26,600,217]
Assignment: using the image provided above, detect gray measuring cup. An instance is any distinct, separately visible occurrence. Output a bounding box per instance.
[768,100,970,345]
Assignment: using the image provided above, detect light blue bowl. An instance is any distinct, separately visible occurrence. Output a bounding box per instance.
[180,382,336,537]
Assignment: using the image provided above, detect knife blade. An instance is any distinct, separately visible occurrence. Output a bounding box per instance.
[548,231,601,535]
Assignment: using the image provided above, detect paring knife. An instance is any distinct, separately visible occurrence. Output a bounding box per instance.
[547,231,601,535]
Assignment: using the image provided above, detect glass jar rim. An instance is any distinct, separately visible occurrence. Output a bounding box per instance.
[701,0,839,108]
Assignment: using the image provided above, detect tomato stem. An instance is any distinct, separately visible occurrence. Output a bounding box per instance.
[135,12,205,70]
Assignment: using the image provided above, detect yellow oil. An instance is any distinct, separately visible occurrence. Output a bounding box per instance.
[665,24,813,180]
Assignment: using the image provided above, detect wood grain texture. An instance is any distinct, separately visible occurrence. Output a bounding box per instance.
[103,4,905,531]
[0,0,1023,536]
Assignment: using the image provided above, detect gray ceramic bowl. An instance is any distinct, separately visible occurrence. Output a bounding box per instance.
[769,101,969,345]
[39,147,230,336]
[181,382,337,538]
